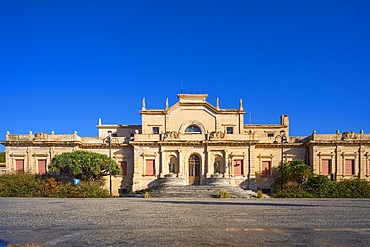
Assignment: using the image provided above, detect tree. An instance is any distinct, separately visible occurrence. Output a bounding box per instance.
[0,152,5,163]
[49,150,121,181]
[273,159,313,190]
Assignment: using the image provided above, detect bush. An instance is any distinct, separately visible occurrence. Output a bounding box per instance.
[0,172,110,198]
[303,175,332,197]
[272,160,313,192]
[330,179,370,198]
[256,190,264,198]
[217,189,230,198]
[272,181,315,198]
[143,192,151,198]
[0,172,43,197]
[0,152,5,162]
[271,176,370,198]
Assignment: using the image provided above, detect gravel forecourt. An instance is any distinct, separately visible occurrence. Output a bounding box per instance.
[0,198,370,247]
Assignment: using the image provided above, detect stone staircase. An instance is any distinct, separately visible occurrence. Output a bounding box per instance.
[145,185,257,198]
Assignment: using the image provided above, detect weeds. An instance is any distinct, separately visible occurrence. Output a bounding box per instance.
[217,189,230,198]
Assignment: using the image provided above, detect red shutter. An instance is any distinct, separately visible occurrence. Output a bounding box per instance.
[233,160,243,175]
[121,161,127,176]
[261,161,271,176]
[38,160,47,174]
[15,160,24,171]
[345,159,355,175]
[146,160,155,175]
[321,159,331,175]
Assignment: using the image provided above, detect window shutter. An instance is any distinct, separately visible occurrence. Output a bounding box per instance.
[146,160,155,175]
[15,160,24,171]
[321,160,331,175]
[261,161,271,176]
[121,161,128,176]
[345,159,355,175]
[233,160,243,175]
[38,160,47,174]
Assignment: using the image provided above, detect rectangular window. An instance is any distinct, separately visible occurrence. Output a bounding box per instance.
[121,161,128,176]
[233,160,243,175]
[15,159,24,171]
[38,159,47,174]
[261,161,271,176]
[152,127,159,134]
[226,127,233,134]
[145,160,155,175]
[267,133,274,138]
[345,159,355,175]
[321,159,332,175]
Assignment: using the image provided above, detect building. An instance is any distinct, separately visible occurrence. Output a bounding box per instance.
[1,94,370,194]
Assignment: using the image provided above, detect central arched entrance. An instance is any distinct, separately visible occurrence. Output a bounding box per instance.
[188,154,201,185]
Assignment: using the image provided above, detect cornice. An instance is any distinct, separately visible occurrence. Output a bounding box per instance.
[80,143,130,148]
[140,101,245,116]
[2,141,81,147]
[256,143,305,148]
[307,140,370,146]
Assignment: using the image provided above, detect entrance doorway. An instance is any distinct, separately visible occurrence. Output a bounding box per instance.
[189,154,201,185]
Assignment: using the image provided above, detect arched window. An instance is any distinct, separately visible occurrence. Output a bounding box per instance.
[185,125,201,133]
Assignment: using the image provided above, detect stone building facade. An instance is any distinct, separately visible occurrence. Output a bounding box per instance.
[1,94,370,194]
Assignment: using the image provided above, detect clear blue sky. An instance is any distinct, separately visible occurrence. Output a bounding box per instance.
[1,0,370,151]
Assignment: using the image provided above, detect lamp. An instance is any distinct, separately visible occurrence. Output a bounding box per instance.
[274,130,287,190]
[103,130,119,196]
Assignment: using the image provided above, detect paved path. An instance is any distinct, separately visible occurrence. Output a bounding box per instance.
[0,198,370,246]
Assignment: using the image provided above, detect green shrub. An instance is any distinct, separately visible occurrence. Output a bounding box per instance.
[330,179,370,198]
[272,175,370,198]
[0,172,43,197]
[0,172,110,198]
[256,190,264,198]
[44,180,110,198]
[0,152,5,162]
[272,186,314,198]
[217,189,230,198]
[143,192,151,198]
[303,175,332,197]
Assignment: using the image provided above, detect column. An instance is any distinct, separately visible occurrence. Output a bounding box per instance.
[206,148,211,178]
[159,150,164,178]
[177,151,182,176]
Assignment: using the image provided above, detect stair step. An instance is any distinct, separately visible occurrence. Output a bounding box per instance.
[144,185,257,198]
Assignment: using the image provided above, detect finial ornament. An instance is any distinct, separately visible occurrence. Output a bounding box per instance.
[216,97,219,109]
[239,99,244,110]
[142,98,146,110]
[166,98,169,110]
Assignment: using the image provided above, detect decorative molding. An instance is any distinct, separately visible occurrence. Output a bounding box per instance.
[317,152,334,157]
[342,132,358,140]
[142,153,157,158]
[257,154,274,159]
[209,131,225,140]
[32,153,48,157]
[34,132,48,141]
[10,153,26,157]
[163,131,179,140]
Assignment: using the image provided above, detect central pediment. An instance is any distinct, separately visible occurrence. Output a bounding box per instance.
[177,94,208,103]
